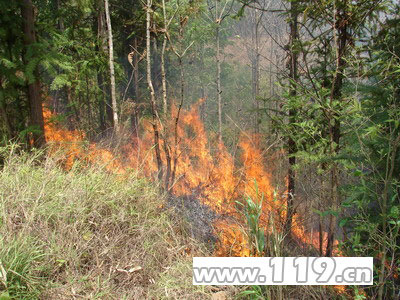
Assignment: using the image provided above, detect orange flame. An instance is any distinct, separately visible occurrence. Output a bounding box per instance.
[43,101,337,257]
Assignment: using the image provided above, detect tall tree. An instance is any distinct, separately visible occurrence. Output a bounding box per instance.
[104,0,119,133]
[145,0,163,182]
[206,0,234,143]
[21,0,45,147]
[161,0,168,114]
[285,0,298,237]
[216,7,222,143]
[96,0,108,131]
[324,0,350,257]
[250,7,261,134]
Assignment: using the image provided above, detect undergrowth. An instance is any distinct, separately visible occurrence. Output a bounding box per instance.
[0,144,212,299]
[0,144,345,300]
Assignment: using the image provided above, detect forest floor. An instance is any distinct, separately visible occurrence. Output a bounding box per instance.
[0,145,347,300]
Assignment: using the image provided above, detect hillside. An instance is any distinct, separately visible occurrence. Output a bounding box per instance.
[0,145,224,299]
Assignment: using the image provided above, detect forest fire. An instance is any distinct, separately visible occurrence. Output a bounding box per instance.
[43,100,331,257]
[3,0,397,297]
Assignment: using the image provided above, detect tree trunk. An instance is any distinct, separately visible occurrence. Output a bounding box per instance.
[160,41,167,114]
[285,0,299,236]
[216,23,222,144]
[97,71,106,132]
[325,0,347,257]
[133,37,140,100]
[160,0,170,189]
[161,0,168,114]
[104,0,119,133]
[21,0,45,147]
[96,0,107,131]
[146,0,163,182]
[169,54,185,191]
[251,8,260,134]
[131,37,140,137]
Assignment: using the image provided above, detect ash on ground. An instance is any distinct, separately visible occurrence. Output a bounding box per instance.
[167,194,218,246]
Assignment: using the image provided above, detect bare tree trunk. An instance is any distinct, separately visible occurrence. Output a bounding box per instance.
[96,0,107,131]
[146,0,163,182]
[160,0,171,189]
[21,0,45,147]
[269,38,273,98]
[104,0,119,133]
[285,0,298,236]
[216,23,222,144]
[208,0,232,144]
[131,37,140,136]
[161,0,168,114]
[168,54,184,190]
[133,38,140,100]
[255,28,260,133]
[251,8,261,134]
[160,42,168,114]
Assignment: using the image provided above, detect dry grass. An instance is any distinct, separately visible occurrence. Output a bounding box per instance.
[0,144,344,300]
[0,144,216,299]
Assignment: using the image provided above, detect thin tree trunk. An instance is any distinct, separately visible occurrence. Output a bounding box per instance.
[21,0,45,147]
[161,0,168,114]
[179,59,185,107]
[146,0,163,182]
[133,37,140,100]
[160,2,171,189]
[255,32,260,133]
[326,0,347,257]
[98,4,113,128]
[161,41,168,114]
[85,75,92,134]
[96,0,107,131]
[251,8,260,134]
[285,0,298,236]
[216,23,222,144]
[166,7,191,191]
[269,38,273,98]
[131,37,139,137]
[169,55,185,191]
[104,0,119,133]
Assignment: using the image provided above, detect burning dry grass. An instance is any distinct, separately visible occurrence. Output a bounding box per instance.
[24,99,350,298]
[41,99,335,258]
[0,144,220,299]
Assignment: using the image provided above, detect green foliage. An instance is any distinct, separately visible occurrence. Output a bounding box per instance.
[0,237,49,299]
[0,292,10,300]
[337,8,400,298]
[237,185,265,256]
[268,1,399,297]
[237,285,264,299]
